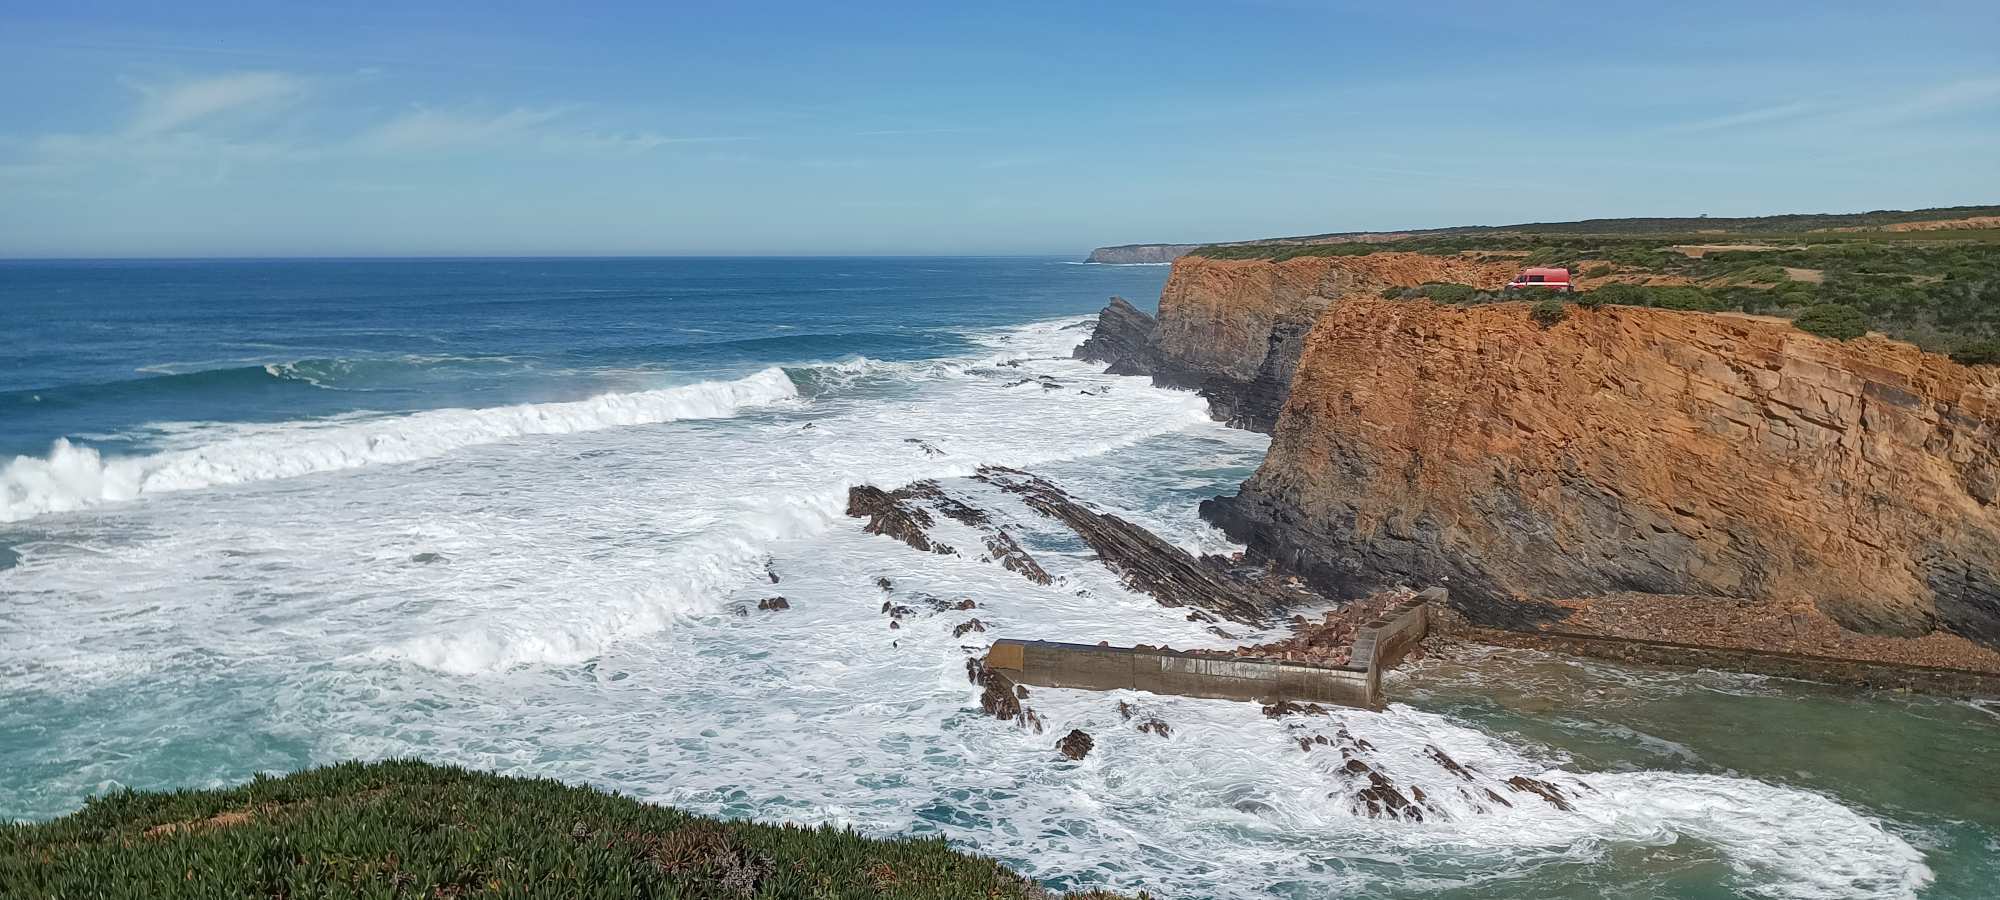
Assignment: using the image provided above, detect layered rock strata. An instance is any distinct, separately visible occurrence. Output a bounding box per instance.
[1203,299,2000,649]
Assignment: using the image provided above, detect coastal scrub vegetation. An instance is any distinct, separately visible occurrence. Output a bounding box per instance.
[1529,299,1569,327]
[1189,207,2000,361]
[0,759,1132,899]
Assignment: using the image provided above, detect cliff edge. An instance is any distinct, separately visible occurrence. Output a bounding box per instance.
[1202,299,2000,649]
[1080,253,1516,430]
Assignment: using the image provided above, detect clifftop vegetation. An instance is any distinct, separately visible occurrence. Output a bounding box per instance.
[1189,206,2000,360]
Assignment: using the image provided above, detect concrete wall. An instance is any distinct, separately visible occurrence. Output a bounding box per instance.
[986,589,1438,709]
[987,639,1376,706]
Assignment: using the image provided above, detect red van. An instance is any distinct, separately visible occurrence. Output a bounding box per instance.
[1507,267,1574,292]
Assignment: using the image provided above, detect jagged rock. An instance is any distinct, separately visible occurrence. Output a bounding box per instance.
[1343,758,1421,821]
[1073,296,1160,376]
[901,482,988,527]
[875,576,893,591]
[1505,776,1575,812]
[1261,700,1329,719]
[982,530,1053,586]
[1055,729,1094,760]
[967,658,1043,732]
[764,559,780,584]
[903,438,945,457]
[950,598,977,611]
[1426,745,1474,781]
[979,466,1297,624]
[952,619,986,638]
[1137,718,1171,737]
[846,485,953,555]
[757,596,790,611]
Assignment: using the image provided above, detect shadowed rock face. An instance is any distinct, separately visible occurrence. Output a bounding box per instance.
[1205,298,2000,648]
[1072,297,1158,376]
[1079,253,1516,432]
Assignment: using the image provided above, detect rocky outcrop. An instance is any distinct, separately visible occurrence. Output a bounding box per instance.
[1055,729,1094,760]
[980,466,1309,625]
[1205,299,2000,648]
[1081,253,1517,431]
[1085,244,1199,264]
[1072,297,1157,376]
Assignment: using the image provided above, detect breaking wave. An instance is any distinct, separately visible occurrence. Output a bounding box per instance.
[0,368,798,522]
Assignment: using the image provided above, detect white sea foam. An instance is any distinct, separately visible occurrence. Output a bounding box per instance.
[0,316,1941,897]
[0,367,798,522]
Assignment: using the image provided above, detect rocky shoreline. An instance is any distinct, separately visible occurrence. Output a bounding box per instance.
[1070,250,2000,695]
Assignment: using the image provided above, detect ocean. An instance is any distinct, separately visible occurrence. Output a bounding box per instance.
[2,257,1994,898]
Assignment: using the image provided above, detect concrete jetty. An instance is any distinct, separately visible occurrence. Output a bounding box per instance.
[985,590,1435,709]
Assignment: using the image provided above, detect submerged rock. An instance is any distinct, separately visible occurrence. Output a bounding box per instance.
[981,530,1053,586]
[1055,729,1094,760]
[1261,700,1330,719]
[757,596,790,611]
[952,618,986,638]
[967,658,1042,733]
[846,485,952,555]
[1505,775,1575,812]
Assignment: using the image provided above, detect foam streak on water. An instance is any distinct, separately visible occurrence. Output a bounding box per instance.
[0,317,1939,898]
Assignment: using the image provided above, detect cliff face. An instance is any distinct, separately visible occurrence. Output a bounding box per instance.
[1085,244,1200,264]
[1089,253,1516,431]
[1203,299,2000,648]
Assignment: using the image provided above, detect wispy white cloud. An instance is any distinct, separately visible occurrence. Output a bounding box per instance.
[1662,76,2000,137]
[126,71,308,135]
[1661,101,1820,135]
[3,70,750,182]
[350,105,569,153]
[350,105,748,155]
[1850,75,2000,126]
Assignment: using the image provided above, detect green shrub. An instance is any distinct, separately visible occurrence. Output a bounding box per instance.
[1379,286,1406,299]
[1793,303,1870,341]
[0,760,1123,900]
[1950,340,2000,366]
[1649,286,1726,312]
[1530,299,1569,327]
[1588,283,1652,306]
[1420,282,1478,304]
[1574,290,1605,309]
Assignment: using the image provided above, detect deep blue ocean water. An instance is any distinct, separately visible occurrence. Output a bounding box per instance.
[1,257,1993,898]
[1,257,1166,459]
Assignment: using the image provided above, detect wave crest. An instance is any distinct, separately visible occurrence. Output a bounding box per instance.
[0,368,798,522]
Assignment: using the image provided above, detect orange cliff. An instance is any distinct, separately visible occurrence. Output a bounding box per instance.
[1077,252,1517,430]
[1200,298,2000,652]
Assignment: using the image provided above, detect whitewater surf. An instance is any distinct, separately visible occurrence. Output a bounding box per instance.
[1,257,1985,898]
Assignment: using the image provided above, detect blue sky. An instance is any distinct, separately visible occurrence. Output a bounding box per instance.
[1,1,1996,257]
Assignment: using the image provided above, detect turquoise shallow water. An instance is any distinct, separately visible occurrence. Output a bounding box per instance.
[2,257,1995,897]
